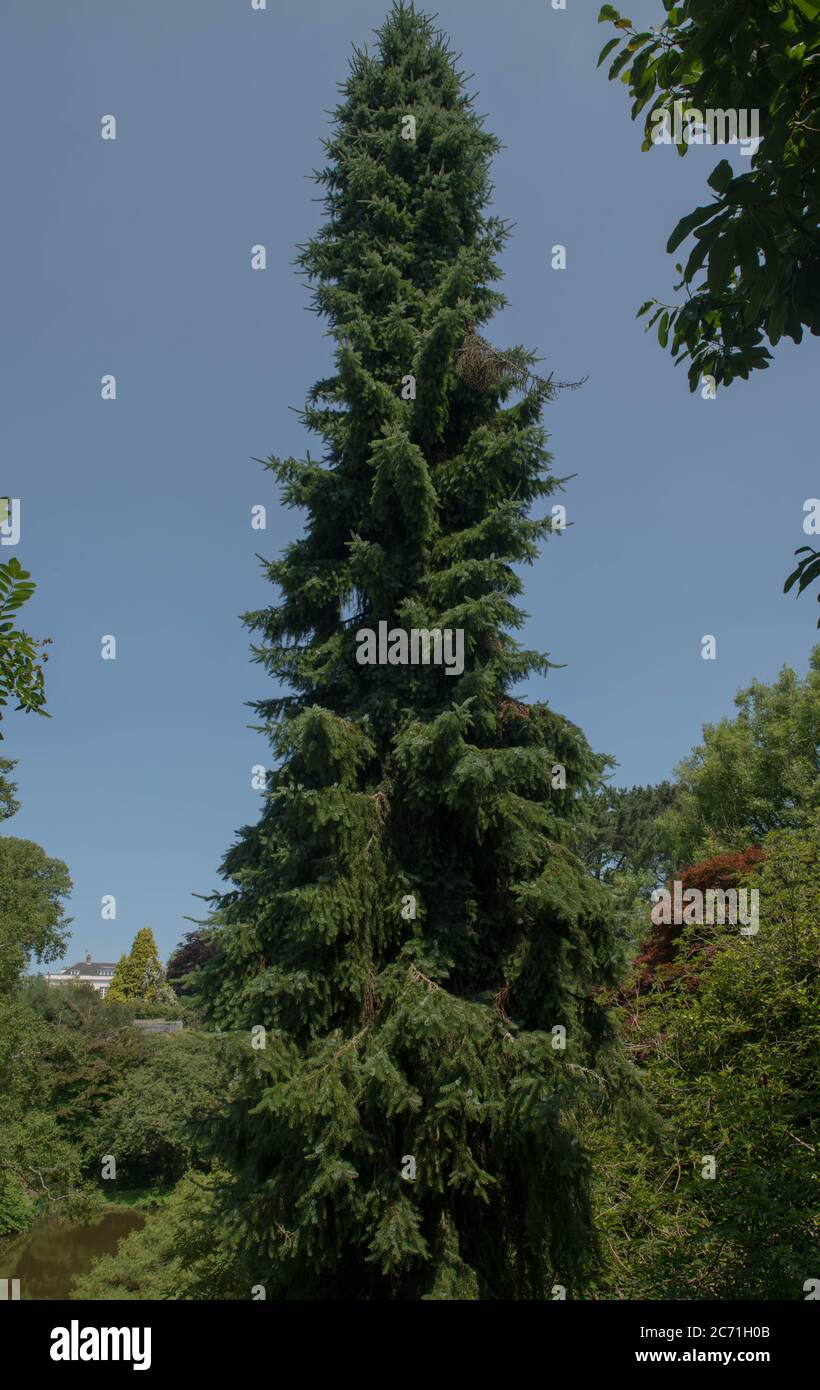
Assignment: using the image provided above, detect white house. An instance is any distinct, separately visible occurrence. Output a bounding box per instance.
[46,951,118,997]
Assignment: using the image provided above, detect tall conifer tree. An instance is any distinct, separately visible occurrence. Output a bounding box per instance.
[200,2,631,1299]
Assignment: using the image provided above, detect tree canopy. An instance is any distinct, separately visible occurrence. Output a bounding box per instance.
[599,0,820,391]
[659,647,820,867]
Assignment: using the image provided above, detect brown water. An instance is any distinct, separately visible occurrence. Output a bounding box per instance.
[0,1208,144,1300]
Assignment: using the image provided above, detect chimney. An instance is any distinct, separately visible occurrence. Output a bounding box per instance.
[85,951,92,963]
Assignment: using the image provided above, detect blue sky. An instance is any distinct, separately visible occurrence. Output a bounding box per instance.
[2,0,817,970]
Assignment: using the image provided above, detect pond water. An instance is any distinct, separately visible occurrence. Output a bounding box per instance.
[0,1208,145,1300]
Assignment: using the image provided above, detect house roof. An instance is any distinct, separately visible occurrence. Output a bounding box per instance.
[59,960,118,977]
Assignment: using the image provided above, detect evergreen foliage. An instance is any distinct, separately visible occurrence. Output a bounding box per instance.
[107,928,175,1006]
[196,3,633,1300]
[575,781,679,885]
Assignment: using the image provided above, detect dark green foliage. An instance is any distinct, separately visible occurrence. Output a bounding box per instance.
[81,1032,224,1187]
[0,977,224,1232]
[599,1,820,391]
[576,781,679,885]
[785,545,820,627]
[23,977,149,1155]
[197,3,633,1299]
[573,780,682,961]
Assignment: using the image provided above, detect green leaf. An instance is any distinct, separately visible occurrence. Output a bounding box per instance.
[667,203,718,253]
[784,547,820,594]
[608,47,633,80]
[796,559,820,595]
[597,37,621,67]
[767,299,788,342]
[707,159,734,194]
[708,230,736,293]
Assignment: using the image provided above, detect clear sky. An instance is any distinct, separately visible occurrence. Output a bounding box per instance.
[2,0,817,970]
